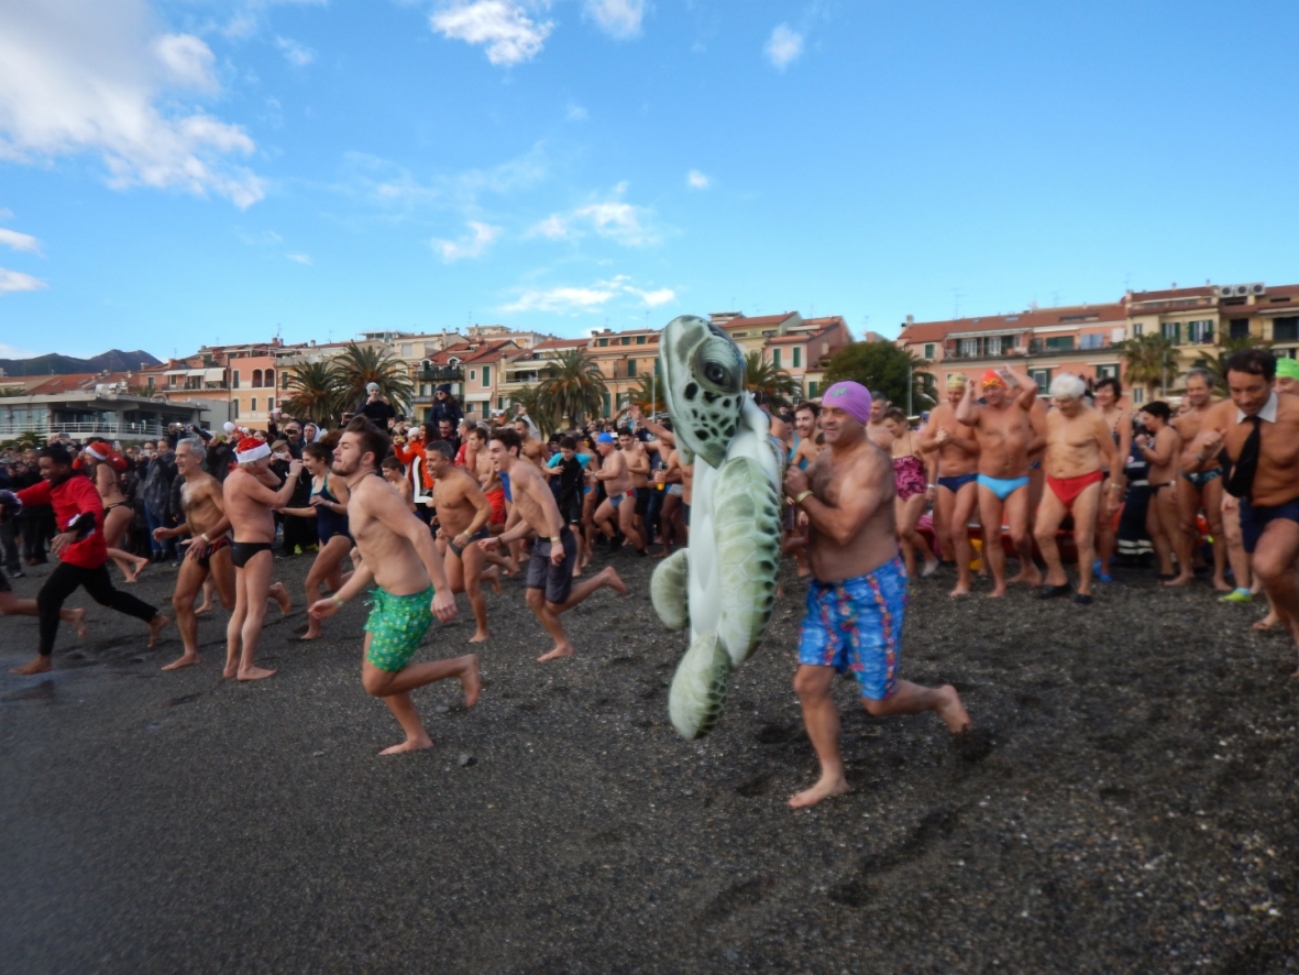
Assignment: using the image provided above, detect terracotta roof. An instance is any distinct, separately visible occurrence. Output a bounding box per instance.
[25,374,98,395]
[1125,286,1216,303]
[765,326,841,345]
[532,338,590,351]
[899,304,1126,344]
[460,340,521,364]
[800,316,848,328]
[720,313,797,329]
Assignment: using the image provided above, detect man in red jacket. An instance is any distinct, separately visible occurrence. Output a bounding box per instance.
[4,445,170,675]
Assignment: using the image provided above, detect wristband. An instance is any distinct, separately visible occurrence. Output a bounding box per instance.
[199,533,210,544]
[549,535,562,544]
[794,490,813,505]
[331,595,346,606]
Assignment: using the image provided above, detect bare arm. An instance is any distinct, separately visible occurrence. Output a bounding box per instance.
[456,479,493,541]
[786,452,888,548]
[1143,427,1178,468]
[237,464,303,507]
[1114,409,1133,483]
[954,384,981,426]
[370,479,454,615]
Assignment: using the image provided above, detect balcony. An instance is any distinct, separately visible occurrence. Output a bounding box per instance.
[943,347,1026,360]
[0,420,180,441]
[416,366,465,383]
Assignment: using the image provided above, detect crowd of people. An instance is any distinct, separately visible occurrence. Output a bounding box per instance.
[3,352,1297,805]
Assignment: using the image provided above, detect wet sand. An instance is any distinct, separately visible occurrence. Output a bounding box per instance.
[2,553,1296,974]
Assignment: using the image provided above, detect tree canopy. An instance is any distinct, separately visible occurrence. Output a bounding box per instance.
[822,342,936,412]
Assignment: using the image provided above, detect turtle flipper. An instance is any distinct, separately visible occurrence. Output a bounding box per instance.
[650,547,690,631]
[713,456,783,668]
[668,629,732,740]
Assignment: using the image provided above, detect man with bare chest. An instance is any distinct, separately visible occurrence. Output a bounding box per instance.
[919,374,980,596]
[783,382,969,809]
[592,433,645,554]
[956,367,1043,597]
[1032,374,1119,604]
[514,418,547,469]
[427,440,497,643]
[222,438,301,680]
[309,418,476,754]
[1171,369,1229,589]
[152,437,239,670]
[1185,350,1299,675]
[479,428,627,662]
[864,394,895,452]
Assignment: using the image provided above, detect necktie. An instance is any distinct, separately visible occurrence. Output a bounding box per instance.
[1225,415,1262,499]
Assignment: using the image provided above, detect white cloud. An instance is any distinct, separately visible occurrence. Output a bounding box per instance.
[432,220,502,261]
[286,252,312,264]
[430,1,554,66]
[0,268,48,295]
[565,102,588,121]
[583,0,645,39]
[501,275,674,314]
[574,200,655,245]
[0,228,42,254]
[276,36,316,67]
[764,24,803,70]
[154,34,219,92]
[0,0,264,208]
[0,342,39,357]
[529,214,570,239]
[686,169,709,190]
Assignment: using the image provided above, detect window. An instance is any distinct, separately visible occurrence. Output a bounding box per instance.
[762,330,778,337]
[265,369,275,388]
[621,337,629,346]
[1187,320,1214,344]
[1161,321,1181,344]
[772,349,781,368]
[252,370,263,387]
[1096,364,1119,380]
[1079,333,1105,350]
[401,344,412,357]
[627,358,637,377]
[1274,318,1299,342]
[1045,336,1074,351]
[959,338,978,357]
[1029,369,1052,393]
[482,366,490,386]
[497,397,504,410]
[807,381,819,398]
[232,400,240,418]
[267,397,274,412]
[282,372,291,389]
[251,397,258,412]
[469,369,476,381]
[1133,324,1144,337]
[1230,318,1251,339]
[602,392,611,415]
[598,339,608,347]
[793,347,802,368]
[233,371,241,388]
[636,336,646,344]
[1131,387,1144,405]
[986,336,1003,356]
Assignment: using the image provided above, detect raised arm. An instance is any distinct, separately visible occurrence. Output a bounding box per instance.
[954,382,981,426]
[786,451,889,548]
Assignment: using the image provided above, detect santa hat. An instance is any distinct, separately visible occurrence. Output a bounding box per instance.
[235,436,271,464]
[84,441,110,461]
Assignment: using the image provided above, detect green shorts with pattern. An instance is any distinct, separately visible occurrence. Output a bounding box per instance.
[364,586,434,672]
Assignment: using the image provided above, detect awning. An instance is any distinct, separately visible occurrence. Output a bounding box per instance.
[204,368,225,382]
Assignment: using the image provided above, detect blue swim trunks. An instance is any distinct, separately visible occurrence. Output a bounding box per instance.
[797,557,907,701]
[977,473,1029,501]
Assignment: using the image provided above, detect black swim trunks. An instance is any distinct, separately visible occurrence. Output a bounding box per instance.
[525,527,578,605]
[196,534,232,569]
[448,526,490,558]
[231,540,273,568]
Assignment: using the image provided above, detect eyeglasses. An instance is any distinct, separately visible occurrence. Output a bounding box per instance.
[286,429,301,435]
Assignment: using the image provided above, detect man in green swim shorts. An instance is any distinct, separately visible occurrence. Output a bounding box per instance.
[309,418,480,755]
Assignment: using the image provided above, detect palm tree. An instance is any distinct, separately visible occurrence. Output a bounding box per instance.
[1115,333,1181,400]
[629,374,668,414]
[283,361,345,426]
[510,383,559,437]
[1202,335,1272,391]
[334,342,414,415]
[538,348,608,426]
[744,351,801,406]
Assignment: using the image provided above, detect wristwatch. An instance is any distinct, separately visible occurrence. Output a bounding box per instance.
[794,490,813,505]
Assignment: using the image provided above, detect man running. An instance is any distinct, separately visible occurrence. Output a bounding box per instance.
[479,427,627,662]
[223,437,300,680]
[427,439,497,644]
[3,445,169,675]
[592,433,645,554]
[918,374,980,597]
[783,382,970,808]
[1171,369,1228,589]
[152,437,239,670]
[956,367,1043,597]
[1032,374,1120,605]
[308,418,477,753]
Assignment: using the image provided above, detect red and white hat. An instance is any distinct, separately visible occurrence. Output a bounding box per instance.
[235,436,271,464]
[84,441,110,461]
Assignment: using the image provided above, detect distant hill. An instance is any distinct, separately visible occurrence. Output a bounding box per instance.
[0,349,162,377]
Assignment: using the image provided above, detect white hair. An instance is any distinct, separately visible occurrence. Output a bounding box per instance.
[176,437,207,463]
[1049,373,1087,401]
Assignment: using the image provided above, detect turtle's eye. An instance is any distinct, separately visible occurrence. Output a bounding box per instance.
[704,362,726,385]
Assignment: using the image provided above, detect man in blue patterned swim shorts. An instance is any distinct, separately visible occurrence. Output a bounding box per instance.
[783,381,972,809]
[309,418,481,755]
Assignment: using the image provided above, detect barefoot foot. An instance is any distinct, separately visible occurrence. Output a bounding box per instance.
[789,775,849,809]
[161,653,200,671]
[1163,573,1195,587]
[378,735,434,755]
[948,585,970,598]
[148,615,171,648]
[936,684,972,734]
[9,655,52,675]
[537,644,575,663]
[469,629,491,644]
[460,654,481,706]
[237,666,276,681]
[603,567,629,596]
[269,582,292,615]
[67,607,88,639]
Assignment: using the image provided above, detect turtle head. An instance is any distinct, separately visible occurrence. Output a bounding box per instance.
[659,315,746,469]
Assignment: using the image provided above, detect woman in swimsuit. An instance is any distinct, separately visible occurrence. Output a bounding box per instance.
[884,408,939,578]
[81,443,150,583]
[278,441,353,641]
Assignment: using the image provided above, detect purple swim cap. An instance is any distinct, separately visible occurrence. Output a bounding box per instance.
[822,381,873,423]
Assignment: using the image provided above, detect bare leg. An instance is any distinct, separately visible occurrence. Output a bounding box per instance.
[863,679,971,732]
[947,482,977,596]
[224,567,248,679]
[103,506,149,582]
[1033,488,1069,587]
[235,550,276,680]
[360,642,480,754]
[977,486,1009,597]
[1072,483,1102,598]
[1004,485,1042,586]
[1203,478,1230,591]
[1248,521,1299,676]
[461,543,491,643]
[195,576,217,615]
[1222,498,1252,593]
[1147,489,1174,576]
[1168,480,1200,586]
[0,593,87,637]
[299,537,350,640]
[618,498,645,552]
[268,580,292,615]
[532,567,629,661]
[790,665,848,808]
[163,558,207,670]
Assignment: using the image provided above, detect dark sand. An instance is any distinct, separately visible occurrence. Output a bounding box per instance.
[2,552,1296,974]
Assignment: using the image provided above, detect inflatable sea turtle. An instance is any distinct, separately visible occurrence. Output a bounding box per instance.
[650,315,786,739]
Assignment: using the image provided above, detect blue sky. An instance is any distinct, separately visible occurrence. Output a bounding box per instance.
[2,0,1297,359]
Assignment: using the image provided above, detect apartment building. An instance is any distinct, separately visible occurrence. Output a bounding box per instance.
[761,315,855,400]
